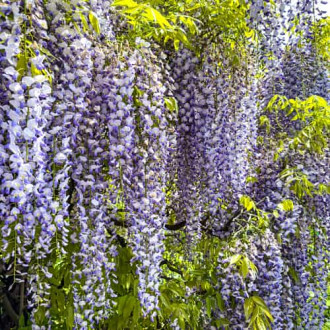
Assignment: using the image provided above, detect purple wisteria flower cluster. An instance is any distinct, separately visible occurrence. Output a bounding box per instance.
[0,0,328,329]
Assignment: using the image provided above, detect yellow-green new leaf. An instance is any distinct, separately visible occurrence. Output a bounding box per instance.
[241,257,249,278]
[230,254,242,265]
[88,11,100,34]
[244,297,254,319]
[16,53,27,81]
[277,199,294,212]
[239,195,256,211]
[111,0,139,8]
[256,317,267,330]
[144,7,172,29]
[80,13,89,32]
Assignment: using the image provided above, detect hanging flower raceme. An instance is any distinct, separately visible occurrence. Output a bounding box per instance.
[41,1,118,327]
[0,2,60,326]
[0,9,37,315]
[216,230,284,329]
[171,48,204,246]
[90,0,116,40]
[250,230,284,329]
[201,58,258,238]
[216,238,257,329]
[0,3,24,264]
[124,41,169,317]
[25,70,57,325]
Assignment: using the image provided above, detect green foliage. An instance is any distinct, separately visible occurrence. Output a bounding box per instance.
[164,96,179,114]
[312,17,330,66]
[16,41,53,83]
[325,282,330,330]
[238,195,270,231]
[88,11,101,34]
[230,254,258,279]
[266,95,330,156]
[111,0,254,57]
[259,115,271,134]
[246,176,258,184]
[104,246,142,329]
[244,296,274,330]
[111,0,194,49]
[288,266,300,284]
[97,235,231,329]
[280,167,330,200]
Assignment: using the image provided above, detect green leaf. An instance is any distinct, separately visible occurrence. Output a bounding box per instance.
[179,16,198,34]
[277,199,294,212]
[174,39,180,51]
[206,297,212,318]
[160,292,171,309]
[39,46,56,59]
[246,176,258,184]
[239,195,255,211]
[57,291,65,312]
[80,13,89,32]
[258,305,274,323]
[143,7,172,29]
[133,278,139,297]
[178,316,186,329]
[244,297,254,319]
[164,97,178,113]
[288,266,299,283]
[53,257,65,270]
[215,292,225,312]
[217,317,230,327]
[273,209,279,218]
[266,94,281,110]
[241,257,249,278]
[117,295,128,316]
[186,3,202,11]
[88,11,100,34]
[256,316,267,330]
[165,281,186,297]
[66,305,74,329]
[123,295,136,319]
[72,20,82,34]
[229,254,242,265]
[259,115,270,133]
[111,0,139,8]
[31,62,42,76]
[34,306,46,325]
[248,260,258,277]
[132,302,140,324]
[248,308,259,328]
[251,296,267,307]
[16,53,27,81]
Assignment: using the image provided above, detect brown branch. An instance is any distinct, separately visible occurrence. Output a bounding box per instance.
[19,281,25,319]
[112,219,127,228]
[165,221,186,231]
[159,259,183,276]
[1,293,19,324]
[67,177,75,216]
[111,218,187,231]
[221,208,243,231]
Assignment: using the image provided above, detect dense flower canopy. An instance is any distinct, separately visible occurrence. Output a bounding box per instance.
[0,0,329,329]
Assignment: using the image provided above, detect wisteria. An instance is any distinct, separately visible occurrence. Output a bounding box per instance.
[0,0,329,329]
